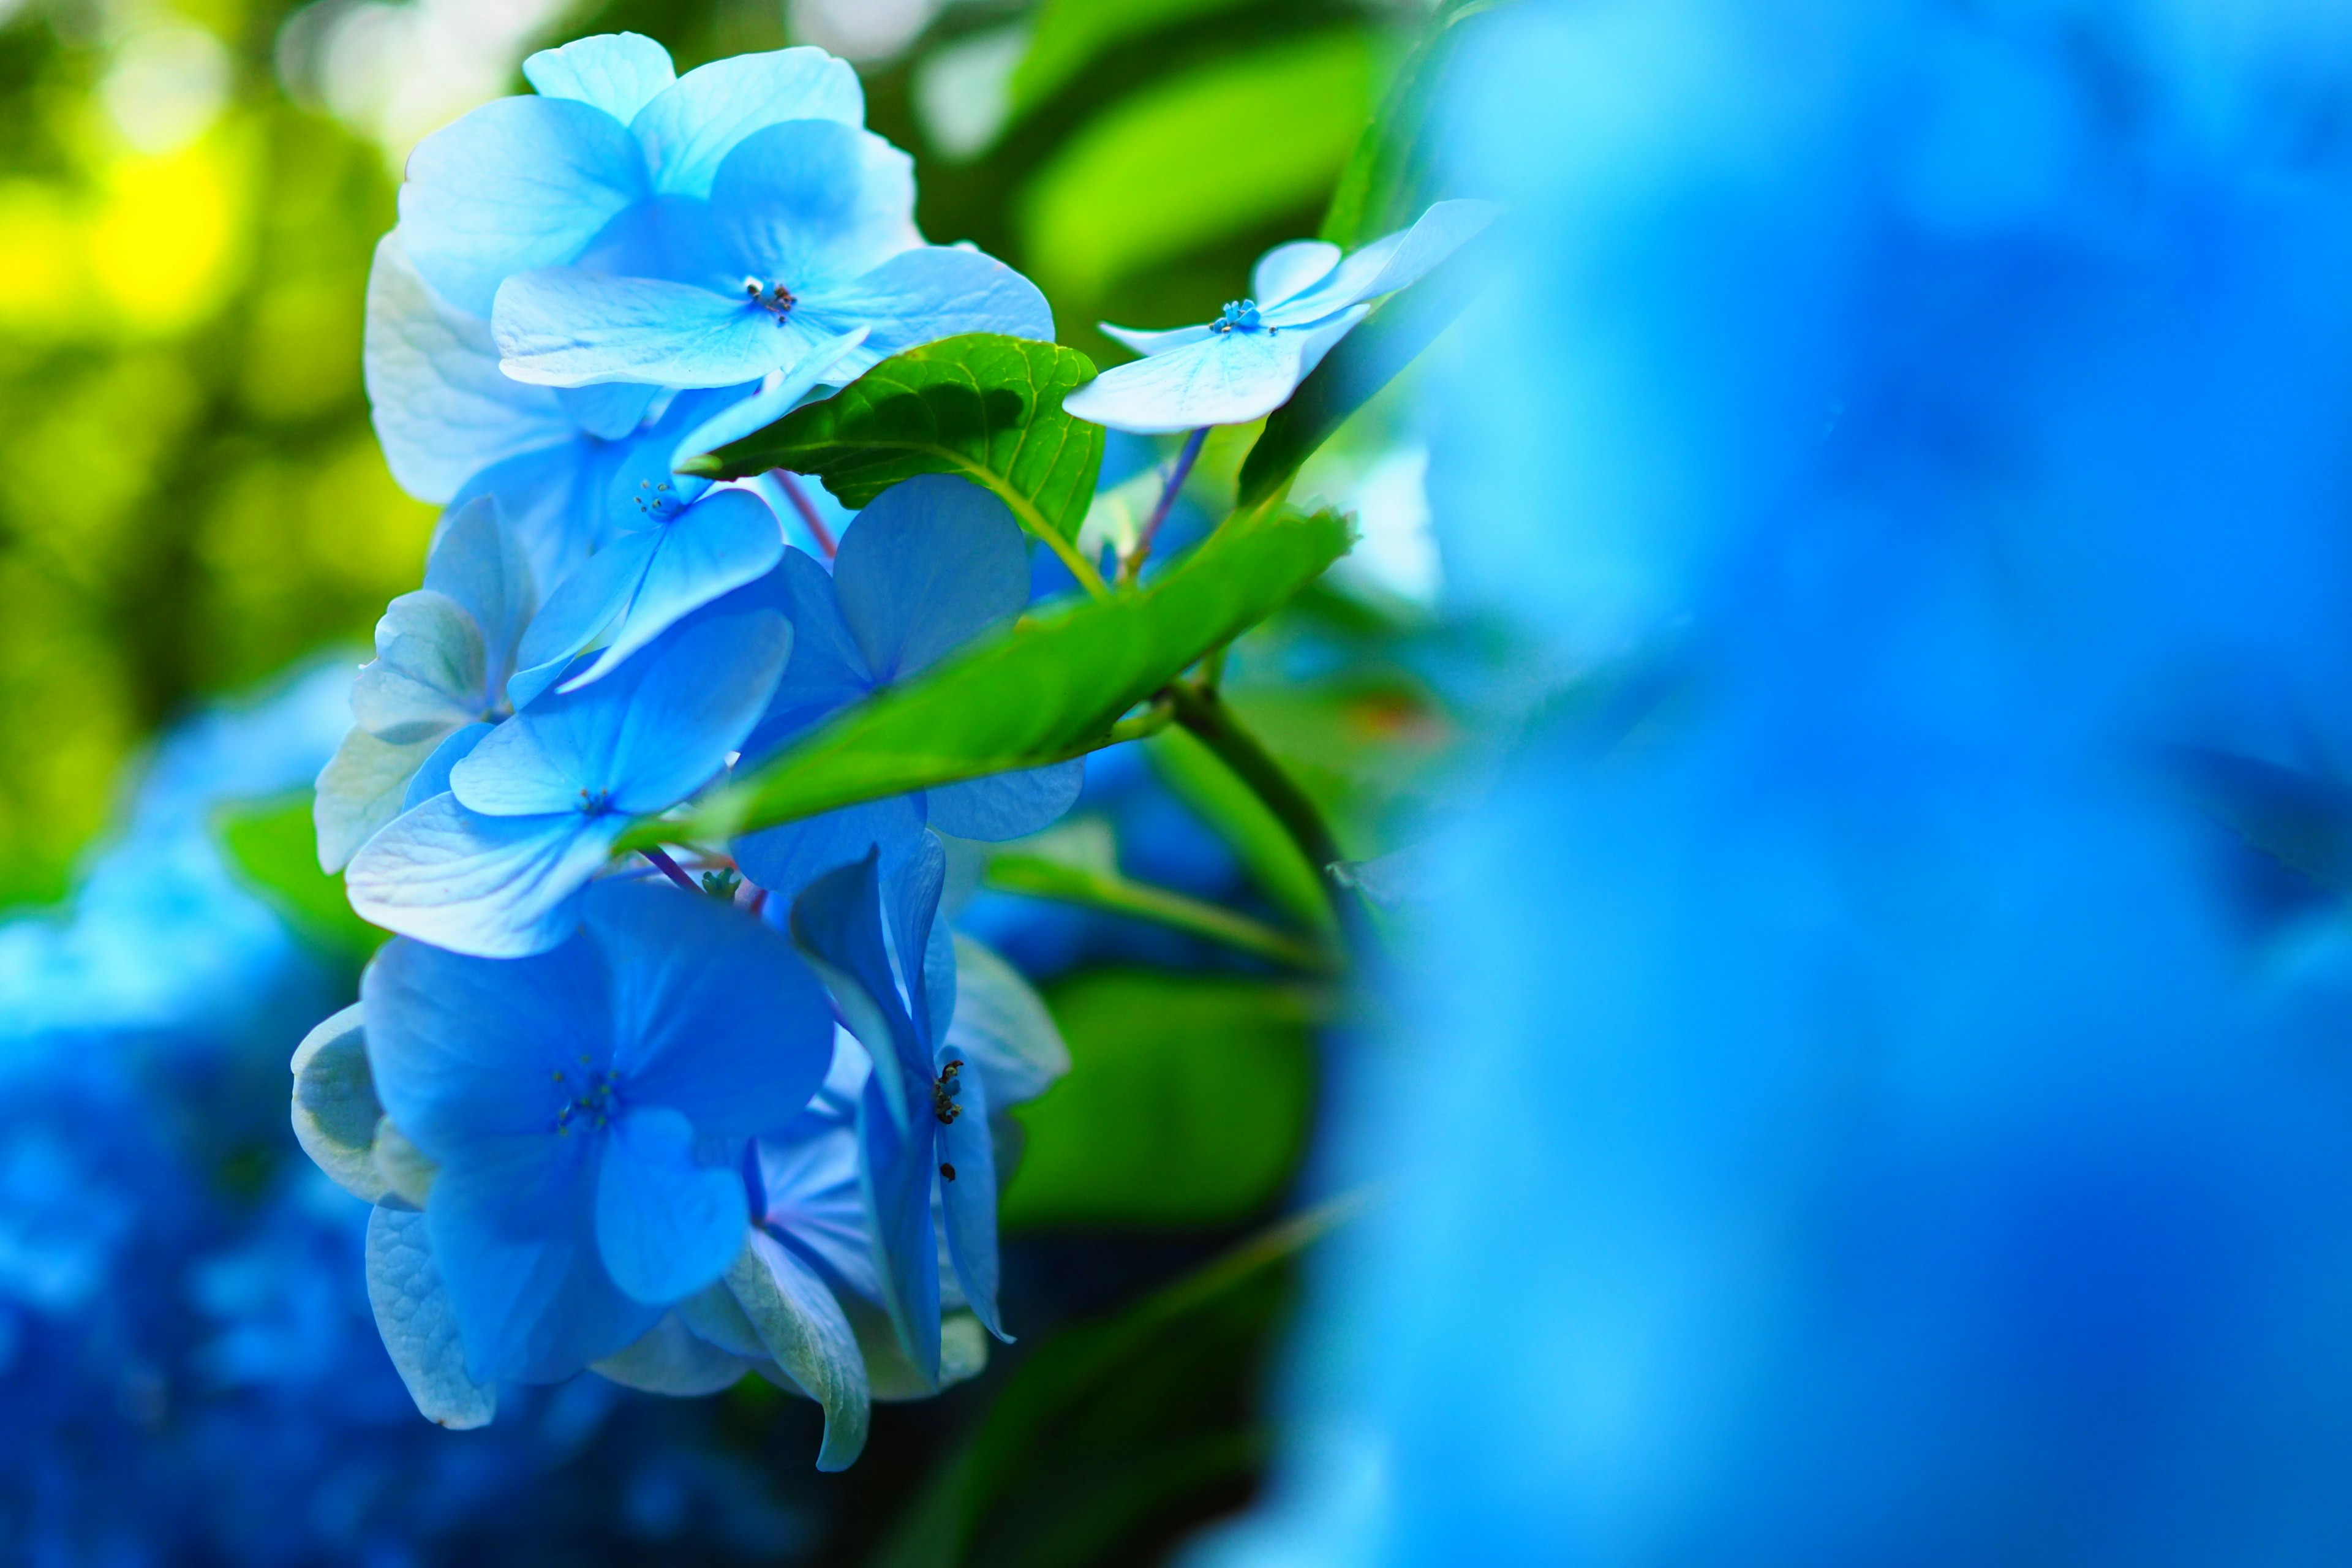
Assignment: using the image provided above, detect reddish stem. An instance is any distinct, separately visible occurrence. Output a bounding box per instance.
[640,846,698,892]
[772,470,837,559]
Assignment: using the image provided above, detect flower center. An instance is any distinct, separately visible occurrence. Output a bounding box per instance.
[551,1060,620,1136]
[631,478,687,522]
[742,276,796,326]
[932,1059,964,1125]
[1211,298,1267,334]
[575,786,612,816]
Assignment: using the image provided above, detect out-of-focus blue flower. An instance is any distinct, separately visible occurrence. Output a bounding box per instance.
[363,880,834,1384]
[732,474,1084,900]
[1063,202,1496,434]
[345,596,789,956]
[1194,2,2352,1566]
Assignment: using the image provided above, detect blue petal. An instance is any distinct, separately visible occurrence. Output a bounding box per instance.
[790,850,928,1108]
[556,380,663,439]
[428,1139,662,1382]
[361,927,614,1154]
[933,1042,1003,1338]
[508,530,658,710]
[494,267,828,389]
[885,832,948,1050]
[1259,198,1503,328]
[316,728,442,873]
[524,32,676,123]
[344,794,623,957]
[364,233,574,503]
[925,760,1084,840]
[1060,310,1362,433]
[594,1310,754,1394]
[670,330,870,468]
[1099,321,1215,358]
[404,722,494,811]
[399,96,650,318]
[595,1106,748,1303]
[364,1207,497,1427]
[737,1230,869,1470]
[423,495,537,692]
[1252,238,1342,307]
[732,794,927,905]
[757,1111,877,1298]
[802,247,1054,374]
[559,488,784,691]
[585,880,834,1142]
[712,121,919,293]
[603,605,791,813]
[856,1070,941,1383]
[631,47,864,198]
[739,549,873,761]
[832,474,1028,682]
[940,934,1070,1110]
[451,434,608,591]
[351,590,486,742]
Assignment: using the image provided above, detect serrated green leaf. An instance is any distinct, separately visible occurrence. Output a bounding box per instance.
[641,503,1351,849]
[685,334,1105,545]
[1321,0,1516,249]
[1001,971,1319,1229]
[215,791,384,960]
[1238,228,1503,505]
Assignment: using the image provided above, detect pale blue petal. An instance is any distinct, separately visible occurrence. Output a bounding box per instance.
[344,794,623,957]
[670,329,869,467]
[756,1118,875,1298]
[508,530,658,710]
[1100,321,1215,358]
[404,722,494,811]
[424,495,537,690]
[832,474,1028,681]
[803,247,1054,373]
[856,1071,941,1384]
[365,1207,497,1428]
[740,549,873,762]
[885,832,948,1050]
[573,194,739,290]
[399,97,650,318]
[1259,198,1503,328]
[495,268,820,390]
[736,1231,869,1469]
[732,796,927,902]
[560,489,784,691]
[595,1106,748,1303]
[428,1140,662,1382]
[933,1045,1002,1339]
[364,233,573,502]
[593,1310,753,1395]
[525,32,676,123]
[316,728,442,873]
[352,590,487,742]
[450,435,606,590]
[941,933,1069,1110]
[586,880,833,1141]
[920,899,957,1066]
[925,760,1084,841]
[1061,324,1325,434]
[712,121,920,292]
[631,47,864,198]
[1253,238,1342,307]
[603,605,791,813]
[790,850,929,1101]
[361,927,612,1152]
[556,381,663,439]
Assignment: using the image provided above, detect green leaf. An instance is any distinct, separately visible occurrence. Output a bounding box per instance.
[982,847,1335,971]
[644,503,1351,849]
[867,1202,1350,1568]
[1000,971,1319,1229]
[685,334,1106,546]
[1321,0,1517,249]
[1237,226,1504,505]
[1146,725,1335,938]
[1017,31,1378,306]
[214,791,384,961]
[1009,0,1262,118]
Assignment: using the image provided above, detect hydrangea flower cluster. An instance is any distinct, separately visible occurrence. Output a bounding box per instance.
[303,33,1079,1468]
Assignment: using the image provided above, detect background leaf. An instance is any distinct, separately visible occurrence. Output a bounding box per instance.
[690,334,1105,543]
[1320,0,1515,247]
[214,791,383,960]
[1009,0,1264,121]
[652,504,1352,846]
[1146,725,1335,937]
[1001,971,1318,1229]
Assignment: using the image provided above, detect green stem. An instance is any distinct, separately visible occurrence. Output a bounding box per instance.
[1165,680,1347,912]
[983,854,1338,973]
[970,466,1112,601]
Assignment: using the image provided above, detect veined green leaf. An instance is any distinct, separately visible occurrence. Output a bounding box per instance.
[215,791,383,961]
[684,334,1105,546]
[1321,0,1517,249]
[1003,971,1321,1229]
[639,503,1352,849]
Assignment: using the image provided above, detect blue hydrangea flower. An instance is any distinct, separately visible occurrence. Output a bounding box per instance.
[345,595,790,957]
[361,880,834,1385]
[731,473,1084,899]
[315,496,538,872]
[1063,200,1500,434]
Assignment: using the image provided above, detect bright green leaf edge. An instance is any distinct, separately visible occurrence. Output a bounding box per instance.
[629,502,1352,852]
[982,850,1338,972]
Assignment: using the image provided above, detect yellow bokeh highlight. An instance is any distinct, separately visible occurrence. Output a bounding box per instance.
[88,130,251,334]
[0,183,83,336]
